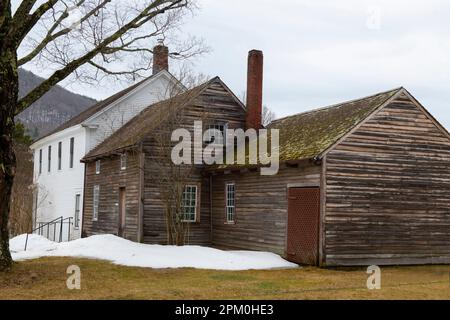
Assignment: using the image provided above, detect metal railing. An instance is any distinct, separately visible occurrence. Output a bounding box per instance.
[25,216,74,251]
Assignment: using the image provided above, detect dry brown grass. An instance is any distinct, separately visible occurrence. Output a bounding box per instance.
[0,257,449,300]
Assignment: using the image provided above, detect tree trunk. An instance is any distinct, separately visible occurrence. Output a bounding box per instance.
[0,1,18,271]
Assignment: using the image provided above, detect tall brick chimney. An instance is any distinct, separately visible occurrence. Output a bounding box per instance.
[246,50,263,130]
[153,42,169,75]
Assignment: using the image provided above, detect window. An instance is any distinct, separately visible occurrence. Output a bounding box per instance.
[58,142,62,170]
[47,146,52,173]
[206,123,227,144]
[39,149,42,175]
[226,183,236,223]
[93,185,100,221]
[74,194,81,229]
[181,185,198,222]
[69,137,75,168]
[95,160,101,174]
[120,153,127,170]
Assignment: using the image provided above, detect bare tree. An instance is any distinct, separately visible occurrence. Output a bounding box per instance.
[262,105,276,126]
[149,73,210,245]
[9,143,34,236]
[0,0,205,271]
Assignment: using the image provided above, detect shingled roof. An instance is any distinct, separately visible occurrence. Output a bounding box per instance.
[268,87,403,162]
[35,77,150,143]
[82,77,220,161]
[83,84,403,164]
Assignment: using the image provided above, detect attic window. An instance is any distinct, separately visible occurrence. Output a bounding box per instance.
[95,160,101,174]
[120,153,127,170]
[206,122,227,145]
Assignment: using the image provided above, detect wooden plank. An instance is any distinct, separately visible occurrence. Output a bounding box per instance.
[324,95,450,266]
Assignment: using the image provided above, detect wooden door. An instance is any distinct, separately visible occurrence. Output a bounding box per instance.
[286,187,320,265]
[118,187,126,238]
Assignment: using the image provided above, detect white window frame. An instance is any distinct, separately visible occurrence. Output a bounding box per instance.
[58,141,62,171]
[181,185,199,223]
[93,185,100,221]
[95,160,101,174]
[69,137,75,169]
[226,183,236,223]
[120,153,127,170]
[74,194,81,229]
[39,149,42,175]
[47,145,52,173]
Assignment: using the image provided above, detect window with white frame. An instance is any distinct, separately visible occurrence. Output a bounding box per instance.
[74,194,81,229]
[120,153,127,170]
[69,137,75,169]
[58,141,62,170]
[93,185,100,221]
[226,183,235,223]
[95,160,101,174]
[181,185,198,222]
[206,122,227,145]
[47,145,52,173]
[39,149,42,175]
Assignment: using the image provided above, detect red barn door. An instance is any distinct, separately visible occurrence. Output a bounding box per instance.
[287,187,320,265]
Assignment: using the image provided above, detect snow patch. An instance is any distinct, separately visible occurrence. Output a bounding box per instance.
[10,234,298,271]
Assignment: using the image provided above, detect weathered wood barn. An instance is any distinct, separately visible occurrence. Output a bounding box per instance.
[81,50,450,267]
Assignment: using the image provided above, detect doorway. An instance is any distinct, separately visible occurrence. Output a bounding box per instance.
[286,187,320,265]
[118,187,126,238]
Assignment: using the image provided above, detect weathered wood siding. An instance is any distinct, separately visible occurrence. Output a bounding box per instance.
[325,92,450,266]
[211,164,321,255]
[82,152,141,241]
[142,80,247,245]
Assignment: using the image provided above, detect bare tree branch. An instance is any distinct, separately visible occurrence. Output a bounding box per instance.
[16,0,196,115]
[18,0,112,66]
[10,0,59,46]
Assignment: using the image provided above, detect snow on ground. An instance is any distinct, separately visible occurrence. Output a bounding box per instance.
[10,234,298,271]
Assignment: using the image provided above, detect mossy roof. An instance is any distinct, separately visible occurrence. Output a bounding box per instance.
[83,85,402,164]
[268,87,402,162]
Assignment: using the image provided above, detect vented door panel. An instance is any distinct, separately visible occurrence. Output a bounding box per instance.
[287,188,320,265]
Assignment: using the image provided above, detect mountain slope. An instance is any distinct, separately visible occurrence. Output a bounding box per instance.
[16,69,97,139]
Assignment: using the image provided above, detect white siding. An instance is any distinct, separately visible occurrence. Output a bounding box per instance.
[30,71,181,240]
[32,126,86,240]
[85,73,178,151]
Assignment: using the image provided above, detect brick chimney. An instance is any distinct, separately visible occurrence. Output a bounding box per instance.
[246,50,263,130]
[153,42,169,75]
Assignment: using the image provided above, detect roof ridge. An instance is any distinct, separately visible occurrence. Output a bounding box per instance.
[272,87,404,124]
[82,76,222,161]
[32,71,176,144]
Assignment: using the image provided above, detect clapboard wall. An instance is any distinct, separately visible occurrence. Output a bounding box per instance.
[141,80,247,245]
[324,92,450,266]
[211,164,321,254]
[82,152,141,242]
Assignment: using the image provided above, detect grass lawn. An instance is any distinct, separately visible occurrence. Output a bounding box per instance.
[0,257,449,300]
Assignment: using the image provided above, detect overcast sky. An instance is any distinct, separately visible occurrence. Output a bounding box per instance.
[27,0,450,129]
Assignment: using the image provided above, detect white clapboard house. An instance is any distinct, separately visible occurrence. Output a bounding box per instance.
[29,44,184,241]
